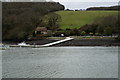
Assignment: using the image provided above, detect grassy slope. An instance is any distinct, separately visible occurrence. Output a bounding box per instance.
[55,10,118,29]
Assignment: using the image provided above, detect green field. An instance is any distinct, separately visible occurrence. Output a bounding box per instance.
[55,10,118,29]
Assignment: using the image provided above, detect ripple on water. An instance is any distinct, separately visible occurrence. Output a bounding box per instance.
[2,47,118,78]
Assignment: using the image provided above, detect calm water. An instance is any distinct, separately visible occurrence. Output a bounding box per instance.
[2,47,118,78]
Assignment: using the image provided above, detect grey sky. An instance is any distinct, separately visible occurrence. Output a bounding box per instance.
[1,0,119,9]
[61,2,119,10]
[52,0,119,9]
[53,0,119,2]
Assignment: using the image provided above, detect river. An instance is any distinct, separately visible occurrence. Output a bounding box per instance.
[2,47,118,78]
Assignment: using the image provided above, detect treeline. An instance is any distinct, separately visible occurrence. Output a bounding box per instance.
[86,6,120,11]
[2,2,64,41]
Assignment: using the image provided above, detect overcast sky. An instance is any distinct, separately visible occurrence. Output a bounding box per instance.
[52,0,119,9]
[1,0,119,9]
[52,0,119,2]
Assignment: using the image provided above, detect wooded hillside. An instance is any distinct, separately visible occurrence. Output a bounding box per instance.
[2,2,64,41]
[86,6,120,11]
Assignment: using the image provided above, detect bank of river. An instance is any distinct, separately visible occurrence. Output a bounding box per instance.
[3,38,120,46]
[26,39,120,46]
[2,47,118,78]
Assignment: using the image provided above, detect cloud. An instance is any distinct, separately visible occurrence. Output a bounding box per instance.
[53,0,119,2]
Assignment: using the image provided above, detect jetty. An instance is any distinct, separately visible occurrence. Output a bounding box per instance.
[41,37,74,47]
[10,37,74,48]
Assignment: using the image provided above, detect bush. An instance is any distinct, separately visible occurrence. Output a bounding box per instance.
[104,26,113,35]
[81,31,86,36]
[95,33,100,36]
[89,32,93,36]
[118,35,120,40]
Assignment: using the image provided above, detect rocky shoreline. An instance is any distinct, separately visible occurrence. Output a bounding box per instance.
[54,39,120,46]
[2,38,120,47]
[26,39,120,46]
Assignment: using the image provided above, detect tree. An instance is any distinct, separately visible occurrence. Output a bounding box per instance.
[95,14,118,34]
[2,2,65,41]
[42,13,61,31]
[81,31,86,36]
[104,26,113,35]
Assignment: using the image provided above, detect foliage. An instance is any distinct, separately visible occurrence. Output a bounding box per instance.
[41,13,61,31]
[80,31,86,36]
[86,6,120,11]
[89,32,93,36]
[79,24,98,34]
[118,35,120,40]
[2,2,64,41]
[104,27,113,35]
[95,33,100,36]
[79,14,119,36]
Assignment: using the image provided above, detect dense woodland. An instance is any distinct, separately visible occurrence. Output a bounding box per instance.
[2,2,64,41]
[79,14,119,36]
[84,6,119,37]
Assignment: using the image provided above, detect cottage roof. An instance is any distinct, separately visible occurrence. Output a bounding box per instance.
[36,27,47,32]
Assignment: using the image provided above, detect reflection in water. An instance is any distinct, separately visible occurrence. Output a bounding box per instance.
[2,47,118,78]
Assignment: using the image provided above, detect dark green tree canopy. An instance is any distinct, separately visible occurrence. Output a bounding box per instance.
[2,2,65,41]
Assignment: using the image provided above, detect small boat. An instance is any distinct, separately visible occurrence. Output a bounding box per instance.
[0,43,9,50]
[10,41,30,47]
[18,42,29,46]
[17,41,30,47]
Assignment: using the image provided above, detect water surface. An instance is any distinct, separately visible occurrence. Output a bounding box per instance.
[2,47,118,78]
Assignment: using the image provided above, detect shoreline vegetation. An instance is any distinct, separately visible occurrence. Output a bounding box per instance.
[2,36,120,47]
[2,3,120,44]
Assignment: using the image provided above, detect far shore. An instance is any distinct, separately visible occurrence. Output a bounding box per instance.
[2,36,120,47]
